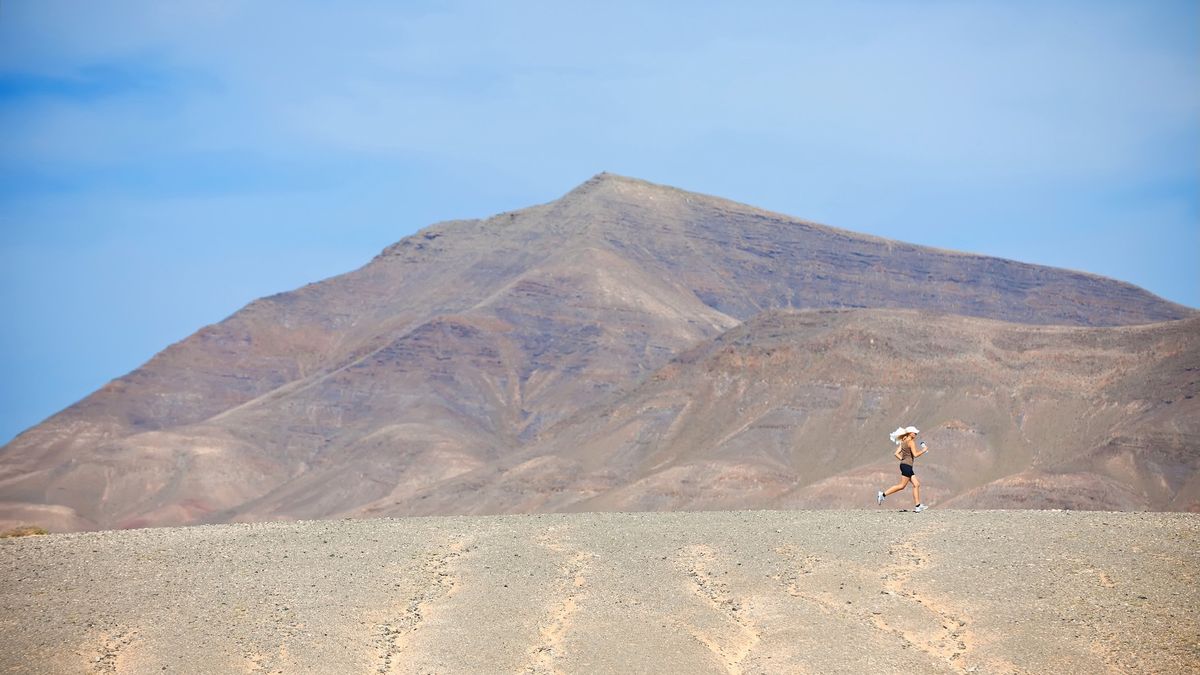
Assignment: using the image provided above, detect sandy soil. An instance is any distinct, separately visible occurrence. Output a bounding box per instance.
[1,509,1196,674]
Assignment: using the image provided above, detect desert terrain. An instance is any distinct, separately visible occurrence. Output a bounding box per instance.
[2,509,1196,674]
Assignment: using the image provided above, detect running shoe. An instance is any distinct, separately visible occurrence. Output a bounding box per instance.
[876,490,885,505]
[914,503,927,513]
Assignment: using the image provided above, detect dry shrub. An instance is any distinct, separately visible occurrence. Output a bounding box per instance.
[0,525,49,538]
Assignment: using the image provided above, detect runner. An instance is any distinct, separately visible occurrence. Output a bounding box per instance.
[877,426,928,511]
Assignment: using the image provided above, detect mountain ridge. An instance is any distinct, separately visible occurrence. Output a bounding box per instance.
[487,172,1196,304]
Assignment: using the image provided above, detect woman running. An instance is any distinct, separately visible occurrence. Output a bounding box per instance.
[877,426,928,511]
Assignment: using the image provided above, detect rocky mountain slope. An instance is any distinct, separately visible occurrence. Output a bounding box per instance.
[0,174,1194,531]
[369,309,1196,517]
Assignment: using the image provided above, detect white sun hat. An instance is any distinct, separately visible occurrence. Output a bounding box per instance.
[889,426,920,444]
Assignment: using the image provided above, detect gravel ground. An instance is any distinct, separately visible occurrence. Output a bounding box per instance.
[1,509,1197,674]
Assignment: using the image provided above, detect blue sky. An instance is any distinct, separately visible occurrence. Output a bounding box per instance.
[1,1,1197,445]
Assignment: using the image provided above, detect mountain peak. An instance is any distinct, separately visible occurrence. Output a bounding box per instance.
[559,172,677,203]
[574,171,640,189]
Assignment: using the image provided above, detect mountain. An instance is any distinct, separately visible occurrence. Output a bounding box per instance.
[1,173,1194,531]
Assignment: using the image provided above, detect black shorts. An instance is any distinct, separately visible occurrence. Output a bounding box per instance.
[900,463,914,477]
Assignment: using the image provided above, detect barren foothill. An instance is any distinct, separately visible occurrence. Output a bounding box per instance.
[2,509,1196,674]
